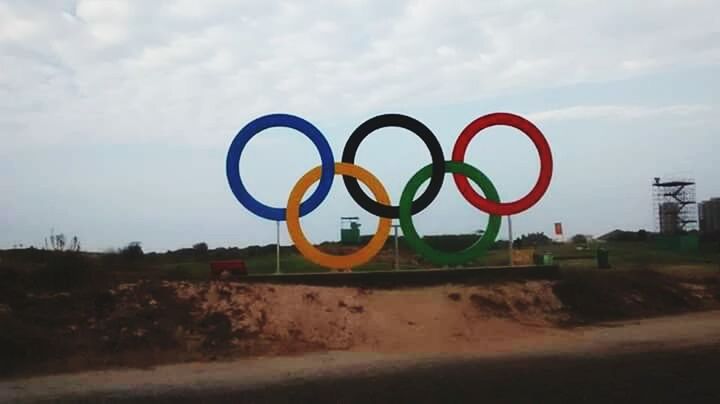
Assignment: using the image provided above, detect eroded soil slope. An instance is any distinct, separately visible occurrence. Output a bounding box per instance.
[2,270,719,377]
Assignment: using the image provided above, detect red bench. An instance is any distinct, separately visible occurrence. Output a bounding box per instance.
[209,260,247,278]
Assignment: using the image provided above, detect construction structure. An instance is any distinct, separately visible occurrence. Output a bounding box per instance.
[340,217,361,245]
[652,177,698,234]
[699,198,720,235]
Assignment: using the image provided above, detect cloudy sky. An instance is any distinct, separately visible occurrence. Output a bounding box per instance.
[1,0,719,252]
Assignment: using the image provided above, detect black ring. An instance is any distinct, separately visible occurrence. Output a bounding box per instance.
[341,114,445,218]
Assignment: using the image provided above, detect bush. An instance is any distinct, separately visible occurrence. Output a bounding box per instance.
[100,242,145,270]
[193,242,209,257]
[121,242,144,261]
[514,232,552,248]
[602,230,653,242]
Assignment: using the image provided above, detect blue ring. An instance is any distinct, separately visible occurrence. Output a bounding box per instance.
[226,114,335,221]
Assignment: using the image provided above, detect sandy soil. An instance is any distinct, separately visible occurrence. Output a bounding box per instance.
[4,273,719,379]
[3,310,720,403]
[171,280,570,354]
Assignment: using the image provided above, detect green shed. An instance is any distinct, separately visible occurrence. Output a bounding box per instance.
[340,217,361,244]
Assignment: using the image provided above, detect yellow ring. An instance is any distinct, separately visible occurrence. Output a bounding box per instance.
[286,162,391,270]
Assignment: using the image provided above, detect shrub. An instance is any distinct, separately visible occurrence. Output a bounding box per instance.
[193,242,209,259]
[121,242,144,261]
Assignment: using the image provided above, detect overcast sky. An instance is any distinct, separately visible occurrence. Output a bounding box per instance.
[1,0,719,252]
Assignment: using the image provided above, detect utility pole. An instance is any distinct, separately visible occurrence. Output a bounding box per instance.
[276,221,280,274]
[507,215,514,266]
[391,224,401,270]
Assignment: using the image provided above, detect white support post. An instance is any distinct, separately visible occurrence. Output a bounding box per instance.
[276,221,280,274]
[392,224,400,270]
[508,215,514,266]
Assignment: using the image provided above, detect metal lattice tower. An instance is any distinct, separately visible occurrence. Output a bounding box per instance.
[652,177,698,234]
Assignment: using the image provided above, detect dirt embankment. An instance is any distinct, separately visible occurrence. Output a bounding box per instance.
[1,270,719,377]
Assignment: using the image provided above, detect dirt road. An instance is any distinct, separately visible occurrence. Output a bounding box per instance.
[3,310,720,403]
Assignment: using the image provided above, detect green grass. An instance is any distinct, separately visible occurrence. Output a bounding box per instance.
[247,254,426,273]
[245,254,328,274]
[157,262,210,280]
[539,241,720,273]
[151,250,505,279]
[148,240,720,280]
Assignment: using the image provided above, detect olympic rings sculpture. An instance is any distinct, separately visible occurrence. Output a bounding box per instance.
[226,112,553,270]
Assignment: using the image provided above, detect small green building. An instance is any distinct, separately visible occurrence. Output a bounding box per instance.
[340,217,361,244]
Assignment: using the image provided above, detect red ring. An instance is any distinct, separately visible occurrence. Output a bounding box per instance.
[451,112,553,216]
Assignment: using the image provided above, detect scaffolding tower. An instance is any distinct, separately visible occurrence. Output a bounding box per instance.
[652,177,698,234]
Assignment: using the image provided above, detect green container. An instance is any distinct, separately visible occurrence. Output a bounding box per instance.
[679,234,700,251]
[532,253,543,265]
[597,248,610,269]
[655,234,699,252]
[542,253,554,266]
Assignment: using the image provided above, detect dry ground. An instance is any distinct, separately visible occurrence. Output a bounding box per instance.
[2,269,720,378]
[3,310,720,403]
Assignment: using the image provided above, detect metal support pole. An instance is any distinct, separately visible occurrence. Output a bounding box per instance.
[276,221,280,274]
[392,224,400,270]
[507,215,514,266]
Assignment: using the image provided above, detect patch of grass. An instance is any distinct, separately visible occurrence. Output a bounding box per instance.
[160,262,209,281]
[117,239,720,280]
[542,241,720,271]
[244,254,328,274]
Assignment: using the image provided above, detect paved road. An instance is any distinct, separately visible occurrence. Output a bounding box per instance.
[3,311,720,403]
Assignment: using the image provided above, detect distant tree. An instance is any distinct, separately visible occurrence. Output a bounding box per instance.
[51,233,65,251]
[44,229,81,252]
[603,229,654,242]
[519,232,552,246]
[121,242,144,261]
[571,234,588,244]
[68,236,81,252]
[193,242,209,256]
[512,233,552,249]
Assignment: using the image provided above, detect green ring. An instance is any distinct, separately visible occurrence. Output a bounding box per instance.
[399,161,502,266]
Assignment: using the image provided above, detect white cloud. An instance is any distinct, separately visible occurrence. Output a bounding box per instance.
[0,3,38,41]
[527,104,716,122]
[75,0,131,45]
[0,0,719,147]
